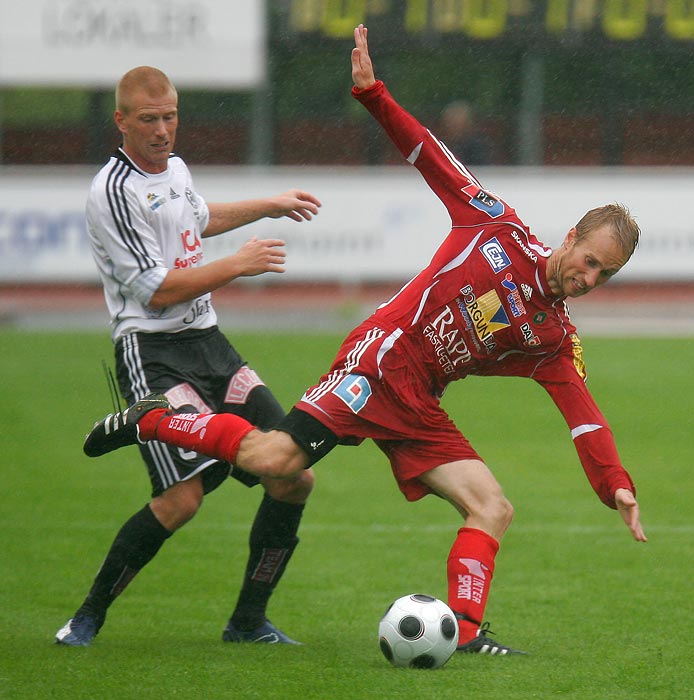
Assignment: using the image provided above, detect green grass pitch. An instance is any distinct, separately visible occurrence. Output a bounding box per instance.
[1,330,692,700]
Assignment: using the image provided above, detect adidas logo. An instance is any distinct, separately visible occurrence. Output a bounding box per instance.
[169,187,180,199]
[521,283,533,301]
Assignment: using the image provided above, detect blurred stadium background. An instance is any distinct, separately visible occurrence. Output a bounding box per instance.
[1,0,693,332]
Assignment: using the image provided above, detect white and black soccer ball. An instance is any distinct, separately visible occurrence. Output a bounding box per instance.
[378,594,459,669]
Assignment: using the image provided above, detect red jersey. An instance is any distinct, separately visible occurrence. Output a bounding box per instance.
[349,81,635,509]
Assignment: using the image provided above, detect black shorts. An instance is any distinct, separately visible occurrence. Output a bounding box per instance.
[115,326,285,497]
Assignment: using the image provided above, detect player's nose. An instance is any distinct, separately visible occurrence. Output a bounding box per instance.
[584,268,601,289]
[153,119,169,136]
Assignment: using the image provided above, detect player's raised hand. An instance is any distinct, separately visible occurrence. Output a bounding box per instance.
[352,24,376,89]
[267,189,322,222]
[614,488,647,542]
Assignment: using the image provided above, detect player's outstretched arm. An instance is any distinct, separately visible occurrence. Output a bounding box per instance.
[614,488,647,542]
[204,190,321,237]
[352,24,376,90]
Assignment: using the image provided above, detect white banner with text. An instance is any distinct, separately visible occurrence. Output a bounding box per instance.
[0,0,265,88]
[0,165,692,283]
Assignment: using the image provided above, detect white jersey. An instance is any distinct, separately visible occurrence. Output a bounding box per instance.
[86,148,217,340]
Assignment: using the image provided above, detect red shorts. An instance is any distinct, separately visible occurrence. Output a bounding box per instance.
[295,323,480,501]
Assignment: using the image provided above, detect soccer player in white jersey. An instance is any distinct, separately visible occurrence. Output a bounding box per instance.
[56,66,321,646]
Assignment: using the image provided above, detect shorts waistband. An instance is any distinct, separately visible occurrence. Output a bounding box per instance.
[117,325,220,348]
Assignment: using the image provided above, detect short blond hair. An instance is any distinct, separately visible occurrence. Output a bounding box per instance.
[575,203,640,261]
[116,66,177,114]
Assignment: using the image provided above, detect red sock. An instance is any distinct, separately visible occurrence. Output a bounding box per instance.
[138,410,254,464]
[447,527,499,644]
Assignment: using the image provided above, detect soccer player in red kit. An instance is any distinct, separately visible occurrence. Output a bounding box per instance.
[84,24,647,655]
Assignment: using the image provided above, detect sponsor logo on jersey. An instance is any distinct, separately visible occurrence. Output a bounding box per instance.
[175,253,203,268]
[521,283,533,301]
[181,229,201,253]
[185,186,202,213]
[460,285,510,353]
[520,322,541,347]
[533,311,547,324]
[461,184,505,219]
[176,229,204,268]
[479,237,512,273]
[146,192,167,211]
[422,305,472,375]
[169,187,180,199]
[570,333,586,378]
[456,294,481,352]
[182,297,211,325]
[501,272,527,317]
[510,230,538,262]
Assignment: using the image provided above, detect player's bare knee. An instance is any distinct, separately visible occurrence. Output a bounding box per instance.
[151,480,203,530]
[263,467,315,503]
[479,490,512,522]
[284,467,314,499]
[175,500,201,525]
[464,493,513,537]
[171,493,202,523]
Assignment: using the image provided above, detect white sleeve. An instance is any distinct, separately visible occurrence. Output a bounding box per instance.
[128,266,168,305]
[86,177,168,293]
[189,176,210,233]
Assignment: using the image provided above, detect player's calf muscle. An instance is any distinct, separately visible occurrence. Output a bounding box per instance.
[237,430,309,479]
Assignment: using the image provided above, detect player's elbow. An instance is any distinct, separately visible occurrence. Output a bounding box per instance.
[146,283,176,309]
[146,294,167,310]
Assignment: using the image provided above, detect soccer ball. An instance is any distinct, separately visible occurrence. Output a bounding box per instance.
[378,594,459,669]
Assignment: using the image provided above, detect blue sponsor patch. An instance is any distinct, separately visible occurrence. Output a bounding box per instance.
[462,184,505,218]
[332,374,372,414]
[479,237,512,273]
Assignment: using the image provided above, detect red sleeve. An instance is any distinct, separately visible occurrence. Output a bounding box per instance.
[352,81,510,227]
[533,353,636,510]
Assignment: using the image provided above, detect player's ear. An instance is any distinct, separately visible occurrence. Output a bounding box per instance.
[114,110,127,135]
[563,227,578,248]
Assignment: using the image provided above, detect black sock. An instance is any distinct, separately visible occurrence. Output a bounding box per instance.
[230,494,305,630]
[76,504,171,624]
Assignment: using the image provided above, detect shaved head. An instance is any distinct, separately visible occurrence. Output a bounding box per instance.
[116,66,177,114]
